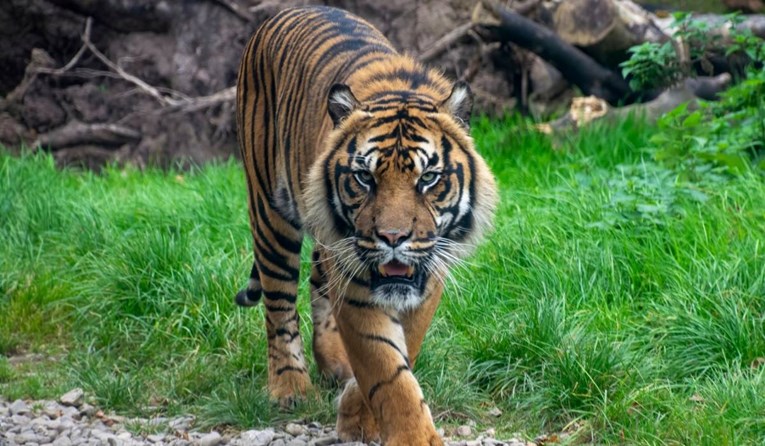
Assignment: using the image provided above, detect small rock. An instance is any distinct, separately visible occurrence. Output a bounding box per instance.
[240,429,275,445]
[10,399,30,415]
[487,407,503,417]
[455,425,472,437]
[168,415,194,431]
[15,432,44,443]
[52,436,73,446]
[147,434,166,443]
[91,430,116,442]
[61,406,80,420]
[79,404,96,417]
[11,414,31,425]
[42,402,63,419]
[309,437,339,446]
[198,431,222,446]
[285,423,308,436]
[60,389,85,407]
[271,440,287,446]
[287,440,307,446]
[484,428,496,437]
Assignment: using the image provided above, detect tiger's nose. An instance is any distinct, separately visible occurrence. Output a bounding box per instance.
[376,229,411,247]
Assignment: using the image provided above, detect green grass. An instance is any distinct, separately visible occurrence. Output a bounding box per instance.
[2,116,764,443]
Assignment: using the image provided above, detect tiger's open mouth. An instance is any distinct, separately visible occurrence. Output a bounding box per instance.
[378,260,415,279]
[370,259,425,291]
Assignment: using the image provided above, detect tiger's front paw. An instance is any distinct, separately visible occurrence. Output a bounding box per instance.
[269,372,313,409]
[335,379,380,442]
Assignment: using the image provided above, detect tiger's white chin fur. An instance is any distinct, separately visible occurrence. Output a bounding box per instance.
[371,285,424,312]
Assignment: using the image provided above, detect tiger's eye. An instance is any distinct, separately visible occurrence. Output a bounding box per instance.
[355,171,374,186]
[420,171,439,186]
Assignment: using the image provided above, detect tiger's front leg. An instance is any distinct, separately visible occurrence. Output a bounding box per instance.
[334,283,444,445]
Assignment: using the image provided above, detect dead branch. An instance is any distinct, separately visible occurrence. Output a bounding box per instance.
[28,17,237,114]
[33,121,141,150]
[510,0,542,16]
[213,0,255,22]
[32,19,92,77]
[419,23,473,62]
[249,1,282,14]
[160,86,237,114]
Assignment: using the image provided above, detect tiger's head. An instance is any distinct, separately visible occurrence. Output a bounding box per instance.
[305,79,498,311]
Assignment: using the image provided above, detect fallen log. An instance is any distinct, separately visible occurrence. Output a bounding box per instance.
[723,0,764,13]
[536,0,669,67]
[536,73,732,134]
[473,0,633,104]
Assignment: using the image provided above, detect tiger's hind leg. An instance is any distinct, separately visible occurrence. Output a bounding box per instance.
[253,196,311,407]
[310,247,352,384]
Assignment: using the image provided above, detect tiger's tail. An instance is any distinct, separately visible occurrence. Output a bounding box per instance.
[234,262,262,307]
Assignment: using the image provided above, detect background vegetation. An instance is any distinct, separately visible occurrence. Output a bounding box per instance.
[2,103,764,443]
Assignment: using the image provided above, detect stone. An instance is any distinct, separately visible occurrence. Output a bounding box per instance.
[198,431,222,446]
[487,407,503,417]
[168,416,194,431]
[10,399,30,415]
[12,414,31,425]
[455,425,473,437]
[285,423,308,436]
[146,434,166,442]
[16,432,45,443]
[309,438,339,446]
[52,437,73,446]
[59,389,85,407]
[42,402,63,419]
[240,429,276,445]
[79,404,97,417]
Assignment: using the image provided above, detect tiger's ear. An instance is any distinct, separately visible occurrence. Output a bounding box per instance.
[441,81,473,128]
[328,84,360,127]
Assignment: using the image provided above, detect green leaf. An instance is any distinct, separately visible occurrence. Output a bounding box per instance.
[682,111,702,128]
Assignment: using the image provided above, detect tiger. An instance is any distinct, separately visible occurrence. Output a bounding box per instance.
[235,6,498,445]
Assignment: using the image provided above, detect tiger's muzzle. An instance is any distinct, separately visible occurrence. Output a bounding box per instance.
[356,230,437,310]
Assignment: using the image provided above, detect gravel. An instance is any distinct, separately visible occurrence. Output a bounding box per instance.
[0,391,535,446]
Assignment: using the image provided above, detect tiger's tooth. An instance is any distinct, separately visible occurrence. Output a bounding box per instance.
[378,264,387,276]
[406,265,414,277]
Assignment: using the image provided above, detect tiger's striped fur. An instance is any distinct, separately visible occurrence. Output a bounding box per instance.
[235,6,497,444]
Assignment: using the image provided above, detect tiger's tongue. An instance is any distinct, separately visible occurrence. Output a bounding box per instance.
[382,260,409,277]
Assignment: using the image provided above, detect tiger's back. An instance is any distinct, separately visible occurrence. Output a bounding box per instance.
[236,6,497,445]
